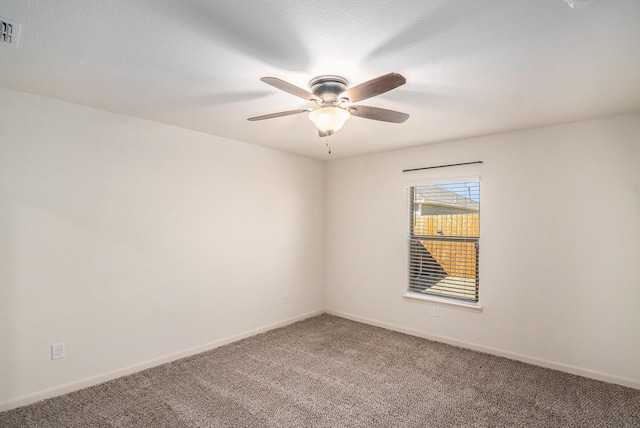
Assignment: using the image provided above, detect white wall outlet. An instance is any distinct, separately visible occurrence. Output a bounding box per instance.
[51,343,65,360]
[433,307,440,317]
[283,294,289,305]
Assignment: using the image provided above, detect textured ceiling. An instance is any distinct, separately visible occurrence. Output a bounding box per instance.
[1,0,639,159]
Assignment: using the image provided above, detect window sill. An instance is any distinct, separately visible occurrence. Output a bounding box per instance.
[403,292,483,313]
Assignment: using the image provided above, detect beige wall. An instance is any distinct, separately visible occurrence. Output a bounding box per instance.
[2,85,638,410]
[0,88,326,409]
[325,112,640,388]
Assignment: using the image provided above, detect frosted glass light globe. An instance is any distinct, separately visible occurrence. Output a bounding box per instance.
[308,107,350,133]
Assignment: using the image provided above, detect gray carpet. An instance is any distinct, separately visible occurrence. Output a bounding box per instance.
[1,314,639,427]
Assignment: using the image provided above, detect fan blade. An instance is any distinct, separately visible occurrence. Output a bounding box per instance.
[342,72,406,103]
[260,77,320,102]
[247,109,311,121]
[348,105,409,123]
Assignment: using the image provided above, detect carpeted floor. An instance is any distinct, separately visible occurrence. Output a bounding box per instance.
[1,314,639,427]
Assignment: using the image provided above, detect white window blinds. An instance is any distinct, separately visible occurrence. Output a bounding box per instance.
[407,181,480,302]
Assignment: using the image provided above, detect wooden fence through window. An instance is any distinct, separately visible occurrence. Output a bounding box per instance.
[414,213,479,280]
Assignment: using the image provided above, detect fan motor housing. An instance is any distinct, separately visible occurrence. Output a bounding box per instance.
[309,75,349,104]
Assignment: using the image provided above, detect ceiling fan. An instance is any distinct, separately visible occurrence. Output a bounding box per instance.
[247,72,409,137]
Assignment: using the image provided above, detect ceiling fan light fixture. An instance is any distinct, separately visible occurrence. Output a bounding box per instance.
[308,107,350,133]
[248,73,408,139]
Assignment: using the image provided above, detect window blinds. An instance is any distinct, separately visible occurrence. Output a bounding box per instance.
[408,181,480,302]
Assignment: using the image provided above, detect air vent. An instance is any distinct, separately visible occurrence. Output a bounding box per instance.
[0,17,21,46]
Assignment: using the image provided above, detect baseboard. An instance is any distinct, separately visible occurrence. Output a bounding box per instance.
[0,309,324,413]
[325,309,640,391]
[4,307,636,413]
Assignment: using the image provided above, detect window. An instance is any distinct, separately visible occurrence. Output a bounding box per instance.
[407,180,480,303]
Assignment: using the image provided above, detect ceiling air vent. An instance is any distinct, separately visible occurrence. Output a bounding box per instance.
[0,17,21,46]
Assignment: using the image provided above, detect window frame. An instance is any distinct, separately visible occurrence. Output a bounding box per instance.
[404,177,482,311]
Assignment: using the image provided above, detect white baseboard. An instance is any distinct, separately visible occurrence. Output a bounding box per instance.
[0,309,323,413]
[3,307,636,413]
[325,309,640,391]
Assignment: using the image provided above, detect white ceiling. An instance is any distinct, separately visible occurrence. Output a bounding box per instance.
[1,0,639,160]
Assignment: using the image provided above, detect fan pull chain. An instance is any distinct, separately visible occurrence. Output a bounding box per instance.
[326,138,331,154]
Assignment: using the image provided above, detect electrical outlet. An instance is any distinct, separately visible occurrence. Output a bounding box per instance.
[433,307,440,317]
[51,343,65,360]
[284,294,289,305]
